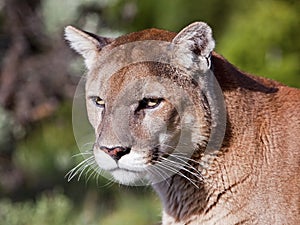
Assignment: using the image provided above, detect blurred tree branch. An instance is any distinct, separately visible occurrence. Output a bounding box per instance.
[0,0,78,193]
[0,0,77,126]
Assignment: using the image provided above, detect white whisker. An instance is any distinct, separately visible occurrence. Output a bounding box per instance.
[85,165,98,184]
[147,166,171,186]
[171,152,202,165]
[71,151,93,158]
[160,157,203,181]
[77,159,95,181]
[155,162,200,189]
[167,155,203,176]
[65,155,94,182]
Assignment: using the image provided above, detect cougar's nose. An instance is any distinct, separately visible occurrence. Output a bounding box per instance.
[100,146,131,161]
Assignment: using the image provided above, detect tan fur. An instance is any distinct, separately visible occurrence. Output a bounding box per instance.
[65,22,300,225]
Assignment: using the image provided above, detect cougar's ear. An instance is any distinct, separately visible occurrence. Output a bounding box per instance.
[64,26,114,69]
[172,22,215,72]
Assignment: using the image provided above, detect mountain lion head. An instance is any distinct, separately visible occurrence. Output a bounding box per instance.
[65,22,225,185]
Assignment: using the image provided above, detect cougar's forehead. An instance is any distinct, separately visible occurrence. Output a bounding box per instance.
[87,62,180,101]
[111,28,176,47]
[105,63,156,99]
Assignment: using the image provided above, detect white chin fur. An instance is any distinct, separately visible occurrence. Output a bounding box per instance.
[111,169,143,185]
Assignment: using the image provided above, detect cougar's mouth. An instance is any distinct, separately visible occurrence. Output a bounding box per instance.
[108,167,143,173]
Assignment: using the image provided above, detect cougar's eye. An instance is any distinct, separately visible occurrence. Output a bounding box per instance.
[139,98,163,109]
[146,99,161,107]
[89,96,105,107]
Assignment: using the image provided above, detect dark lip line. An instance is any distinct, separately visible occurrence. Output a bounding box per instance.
[108,167,141,173]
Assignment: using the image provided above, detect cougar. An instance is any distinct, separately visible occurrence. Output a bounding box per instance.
[65,22,300,225]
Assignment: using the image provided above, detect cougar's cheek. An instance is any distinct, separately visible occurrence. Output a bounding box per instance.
[93,146,117,170]
[118,151,148,171]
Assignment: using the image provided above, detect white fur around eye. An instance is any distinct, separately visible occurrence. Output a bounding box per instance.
[86,99,104,129]
[90,96,105,107]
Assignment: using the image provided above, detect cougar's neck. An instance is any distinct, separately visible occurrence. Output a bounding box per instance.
[152,173,208,222]
[152,53,280,223]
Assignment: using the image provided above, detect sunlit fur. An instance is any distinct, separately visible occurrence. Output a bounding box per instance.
[66,22,300,225]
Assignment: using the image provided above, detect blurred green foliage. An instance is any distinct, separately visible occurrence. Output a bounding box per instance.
[0,190,160,225]
[218,0,300,87]
[1,0,299,224]
[0,193,76,225]
[15,103,76,179]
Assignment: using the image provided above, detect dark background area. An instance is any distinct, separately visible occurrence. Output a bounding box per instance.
[0,0,299,224]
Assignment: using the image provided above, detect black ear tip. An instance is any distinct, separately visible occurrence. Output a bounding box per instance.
[81,30,113,48]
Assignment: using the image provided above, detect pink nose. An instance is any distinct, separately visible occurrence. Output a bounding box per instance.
[100,146,131,161]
